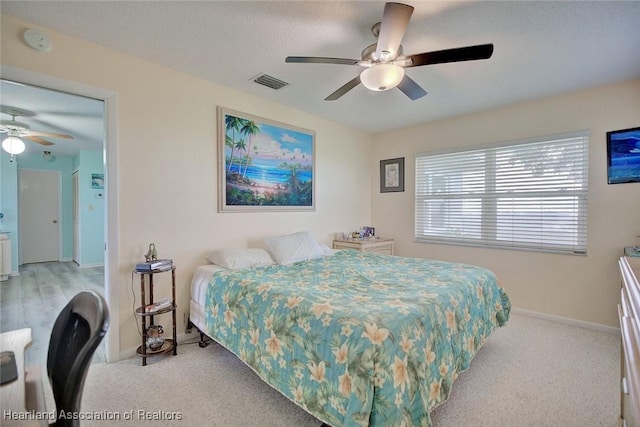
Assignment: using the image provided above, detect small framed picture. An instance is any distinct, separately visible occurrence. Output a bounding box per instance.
[380,157,404,193]
[91,173,104,189]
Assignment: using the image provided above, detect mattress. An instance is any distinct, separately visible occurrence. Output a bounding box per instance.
[189,264,226,332]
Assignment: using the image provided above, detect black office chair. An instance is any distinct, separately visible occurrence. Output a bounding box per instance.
[47,290,109,427]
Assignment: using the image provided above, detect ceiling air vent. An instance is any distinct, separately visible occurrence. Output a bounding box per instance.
[251,73,289,90]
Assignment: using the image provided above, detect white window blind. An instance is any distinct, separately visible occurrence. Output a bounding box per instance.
[415,132,589,255]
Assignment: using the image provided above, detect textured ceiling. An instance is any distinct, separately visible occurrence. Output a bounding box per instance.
[1,0,639,153]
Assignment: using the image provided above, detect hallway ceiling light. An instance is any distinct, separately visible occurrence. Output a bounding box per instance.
[2,134,26,155]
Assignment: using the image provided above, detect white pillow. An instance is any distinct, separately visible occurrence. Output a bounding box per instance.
[205,248,273,269]
[264,231,325,265]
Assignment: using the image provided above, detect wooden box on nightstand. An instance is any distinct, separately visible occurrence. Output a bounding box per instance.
[332,238,395,255]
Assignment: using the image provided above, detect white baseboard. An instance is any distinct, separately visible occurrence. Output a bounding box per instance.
[511,307,619,334]
[78,262,104,269]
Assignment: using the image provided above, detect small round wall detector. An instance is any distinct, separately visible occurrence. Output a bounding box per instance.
[23,29,52,52]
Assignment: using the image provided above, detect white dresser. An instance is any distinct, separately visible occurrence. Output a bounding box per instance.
[0,232,11,281]
[618,256,640,427]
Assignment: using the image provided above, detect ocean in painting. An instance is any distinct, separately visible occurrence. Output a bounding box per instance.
[608,152,640,184]
[227,163,311,185]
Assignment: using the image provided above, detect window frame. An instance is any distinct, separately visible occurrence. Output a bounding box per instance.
[414,131,590,255]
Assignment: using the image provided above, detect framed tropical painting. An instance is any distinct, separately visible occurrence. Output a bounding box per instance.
[218,107,315,212]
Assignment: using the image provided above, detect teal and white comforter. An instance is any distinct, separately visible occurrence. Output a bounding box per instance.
[204,250,510,426]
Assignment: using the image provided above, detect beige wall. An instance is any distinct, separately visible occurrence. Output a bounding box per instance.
[372,79,640,327]
[1,14,373,357]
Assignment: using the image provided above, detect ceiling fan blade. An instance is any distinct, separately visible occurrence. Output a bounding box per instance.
[286,56,361,66]
[27,130,74,140]
[396,75,427,100]
[375,2,414,61]
[405,44,494,68]
[325,76,362,101]
[24,135,54,146]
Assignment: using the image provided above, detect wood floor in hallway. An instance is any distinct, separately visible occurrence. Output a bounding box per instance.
[0,261,105,367]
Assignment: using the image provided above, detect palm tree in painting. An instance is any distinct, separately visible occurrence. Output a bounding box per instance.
[240,119,260,178]
[232,138,247,175]
[225,115,243,173]
[280,162,312,205]
[225,134,234,160]
[286,163,302,194]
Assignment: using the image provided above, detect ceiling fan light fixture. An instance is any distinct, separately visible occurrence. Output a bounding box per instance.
[360,63,405,92]
[2,136,26,155]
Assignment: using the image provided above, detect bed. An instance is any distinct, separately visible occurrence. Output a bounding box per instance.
[189,237,510,427]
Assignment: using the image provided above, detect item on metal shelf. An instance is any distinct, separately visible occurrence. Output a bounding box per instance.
[146,325,165,350]
[135,258,173,272]
[143,297,171,314]
[144,243,158,262]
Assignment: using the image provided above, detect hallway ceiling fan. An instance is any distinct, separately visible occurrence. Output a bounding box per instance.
[286,2,494,101]
[0,106,74,149]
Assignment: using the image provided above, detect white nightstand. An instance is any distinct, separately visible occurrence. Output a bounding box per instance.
[332,238,395,255]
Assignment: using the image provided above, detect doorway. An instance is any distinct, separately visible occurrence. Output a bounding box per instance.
[1,67,119,362]
[18,169,62,264]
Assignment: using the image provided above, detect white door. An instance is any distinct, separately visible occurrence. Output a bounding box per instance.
[19,169,61,264]
[72,171,80,264]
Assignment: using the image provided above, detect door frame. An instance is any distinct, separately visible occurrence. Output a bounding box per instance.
[18,168,62,264]
[1,66,120,362]
[72,170,80,265]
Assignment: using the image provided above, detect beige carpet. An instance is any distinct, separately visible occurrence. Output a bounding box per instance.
[61,313,617,426]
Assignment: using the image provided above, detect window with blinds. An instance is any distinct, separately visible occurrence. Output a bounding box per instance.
[415,132,589,254]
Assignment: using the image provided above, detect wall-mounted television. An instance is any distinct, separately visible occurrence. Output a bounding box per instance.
[607,126,640,184]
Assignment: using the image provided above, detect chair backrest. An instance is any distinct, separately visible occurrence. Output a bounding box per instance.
[47,290,109,426]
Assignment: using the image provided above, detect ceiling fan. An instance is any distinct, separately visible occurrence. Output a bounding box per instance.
[0,105,74,148]
[285,2,494,101]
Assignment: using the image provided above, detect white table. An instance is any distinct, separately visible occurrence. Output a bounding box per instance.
[1,328,47,426]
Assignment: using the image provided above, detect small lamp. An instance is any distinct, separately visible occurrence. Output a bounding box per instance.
[360,63,405,92]
[2,136,26,155]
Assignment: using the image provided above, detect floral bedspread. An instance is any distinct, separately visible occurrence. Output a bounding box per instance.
[204,250,510,427]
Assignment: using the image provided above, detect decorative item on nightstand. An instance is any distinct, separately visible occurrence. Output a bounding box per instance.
[137,243,173,272]
[144,243,158,261]
[146,325,165,351]
[362,226,376,238]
